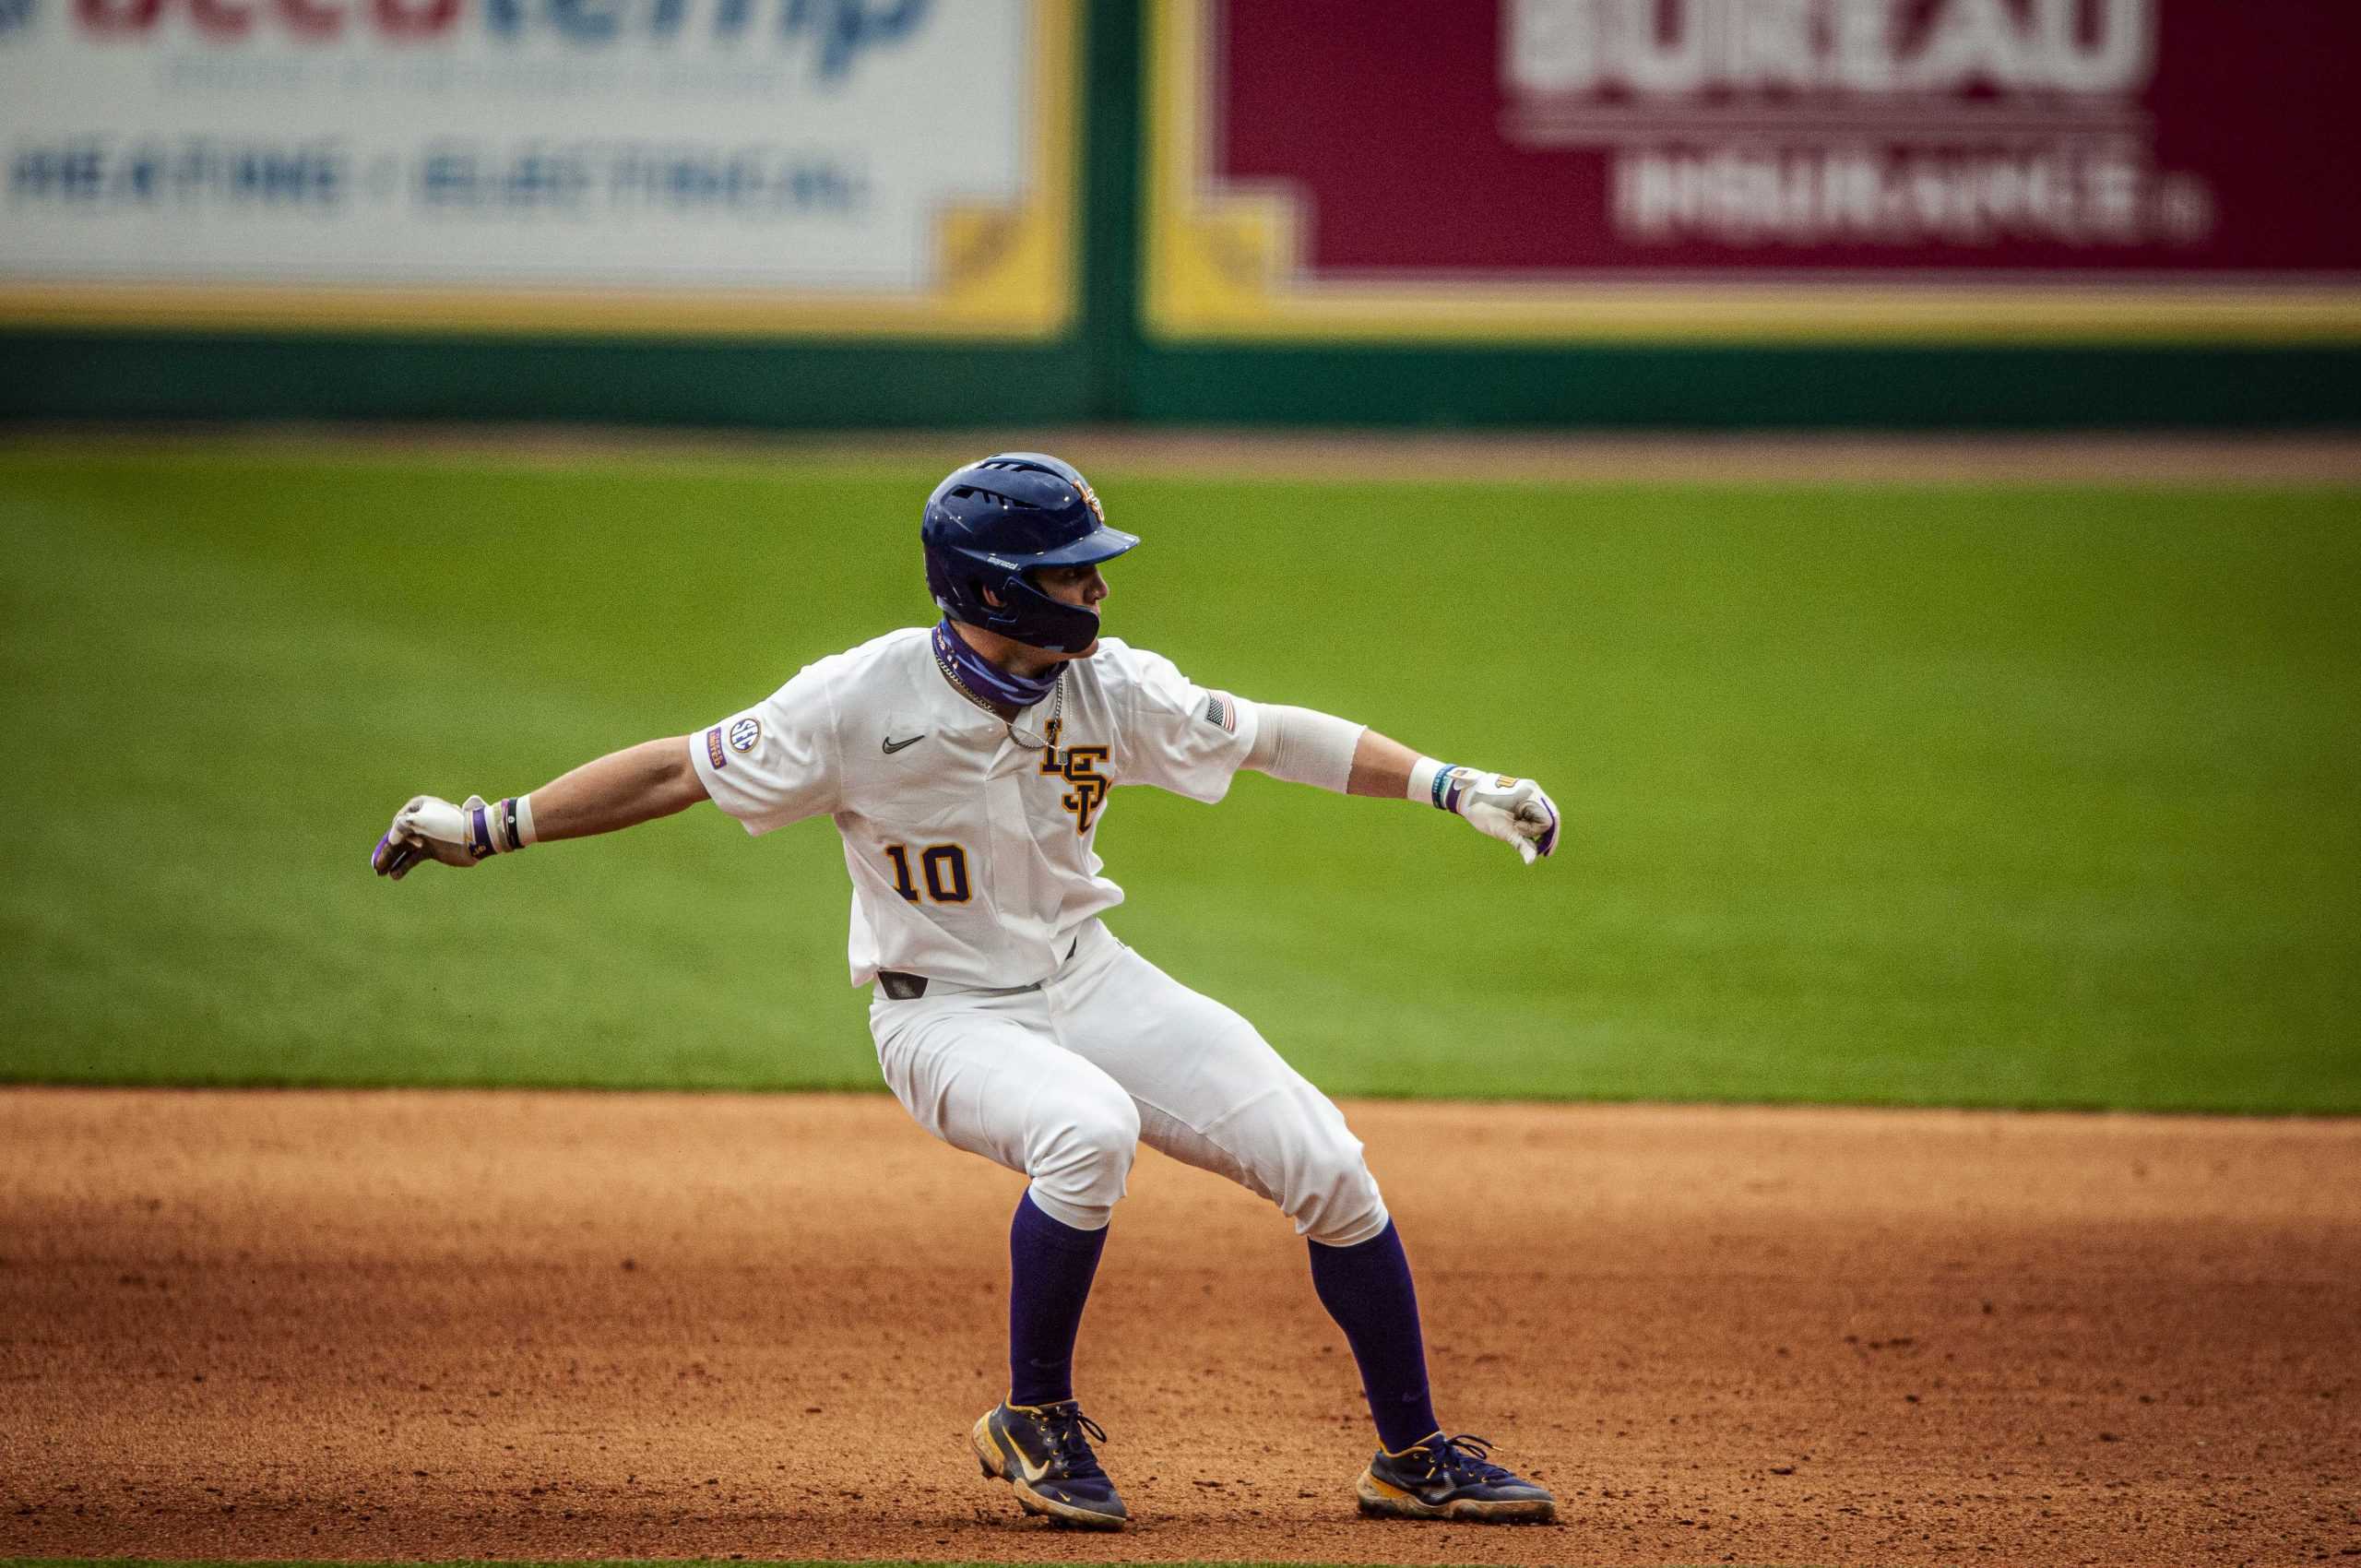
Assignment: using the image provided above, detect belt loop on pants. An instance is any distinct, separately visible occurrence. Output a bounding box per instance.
[874,934,1083,1004]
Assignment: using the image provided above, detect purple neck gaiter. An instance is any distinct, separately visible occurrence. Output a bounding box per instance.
[933,618,1060,713]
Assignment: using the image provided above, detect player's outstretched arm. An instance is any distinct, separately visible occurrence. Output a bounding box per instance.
[1244,707,1560,865]
[370,736,710,881]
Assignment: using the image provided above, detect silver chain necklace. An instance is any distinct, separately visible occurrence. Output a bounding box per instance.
[1008,669,1065,750]
[935,646,1065,749]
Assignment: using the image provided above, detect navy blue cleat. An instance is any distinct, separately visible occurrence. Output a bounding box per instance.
[1356,1431,1557,1523]
[971,1399,1130,1530]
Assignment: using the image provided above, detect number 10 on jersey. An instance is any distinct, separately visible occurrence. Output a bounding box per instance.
[884,843,971,904]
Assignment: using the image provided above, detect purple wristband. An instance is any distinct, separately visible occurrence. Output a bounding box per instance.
[469,803,492,859]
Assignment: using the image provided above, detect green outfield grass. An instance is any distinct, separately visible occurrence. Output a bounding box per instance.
[2,443,2355,1112]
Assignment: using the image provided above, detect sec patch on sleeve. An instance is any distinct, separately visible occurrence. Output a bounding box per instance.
[729,717,762,754]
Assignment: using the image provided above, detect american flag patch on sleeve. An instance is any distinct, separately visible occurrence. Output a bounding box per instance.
[1201,694,1237,733]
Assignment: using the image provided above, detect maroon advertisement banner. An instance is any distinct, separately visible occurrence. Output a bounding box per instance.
[1144,0,2361,344]
[1216,0,2361,281]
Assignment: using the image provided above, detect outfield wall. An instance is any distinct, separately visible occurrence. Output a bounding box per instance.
[4,0,2357,427]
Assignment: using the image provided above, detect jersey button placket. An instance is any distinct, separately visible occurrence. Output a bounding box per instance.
[986,732,1049,970]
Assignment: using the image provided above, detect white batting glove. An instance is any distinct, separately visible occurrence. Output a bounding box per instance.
[1417,763,1560,865]
[370,793,533,881]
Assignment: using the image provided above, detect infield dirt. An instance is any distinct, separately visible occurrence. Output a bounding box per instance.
[3,1088,2355,1568]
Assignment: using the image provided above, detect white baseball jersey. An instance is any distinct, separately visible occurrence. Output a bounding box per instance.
[690,628,1262,988]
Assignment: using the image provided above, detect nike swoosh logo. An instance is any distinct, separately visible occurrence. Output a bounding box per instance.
[882,733,927,754]
[1016,1450,1051,1483]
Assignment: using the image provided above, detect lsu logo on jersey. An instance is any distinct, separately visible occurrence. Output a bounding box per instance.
[1038,717,1109,835]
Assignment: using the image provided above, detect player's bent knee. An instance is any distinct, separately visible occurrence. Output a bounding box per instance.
[1027,1088,1141,1228]
[1288,1138,1389,1247]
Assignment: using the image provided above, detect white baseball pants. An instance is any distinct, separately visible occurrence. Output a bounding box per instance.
[868,920,1389,1244]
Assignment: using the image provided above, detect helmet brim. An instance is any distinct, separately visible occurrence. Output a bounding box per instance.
[1023,525,1141,569]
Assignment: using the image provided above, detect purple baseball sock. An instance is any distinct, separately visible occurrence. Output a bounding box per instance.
[1309,1220,1440,1454]
[1007,1189,1109,1408]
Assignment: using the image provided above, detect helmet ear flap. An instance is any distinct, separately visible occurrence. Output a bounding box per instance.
[975,569,1017,615]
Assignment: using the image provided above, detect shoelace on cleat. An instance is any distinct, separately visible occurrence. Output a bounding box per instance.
[1411,1433,1517,1485]
[1026,1404,1109,1479]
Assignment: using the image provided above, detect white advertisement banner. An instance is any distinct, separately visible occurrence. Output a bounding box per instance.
[0,0,1076,335]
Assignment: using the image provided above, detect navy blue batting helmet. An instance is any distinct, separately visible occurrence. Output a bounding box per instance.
[920,453,1139,654]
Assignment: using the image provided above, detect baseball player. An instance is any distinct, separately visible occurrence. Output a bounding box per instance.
[372,453,1561,1531]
